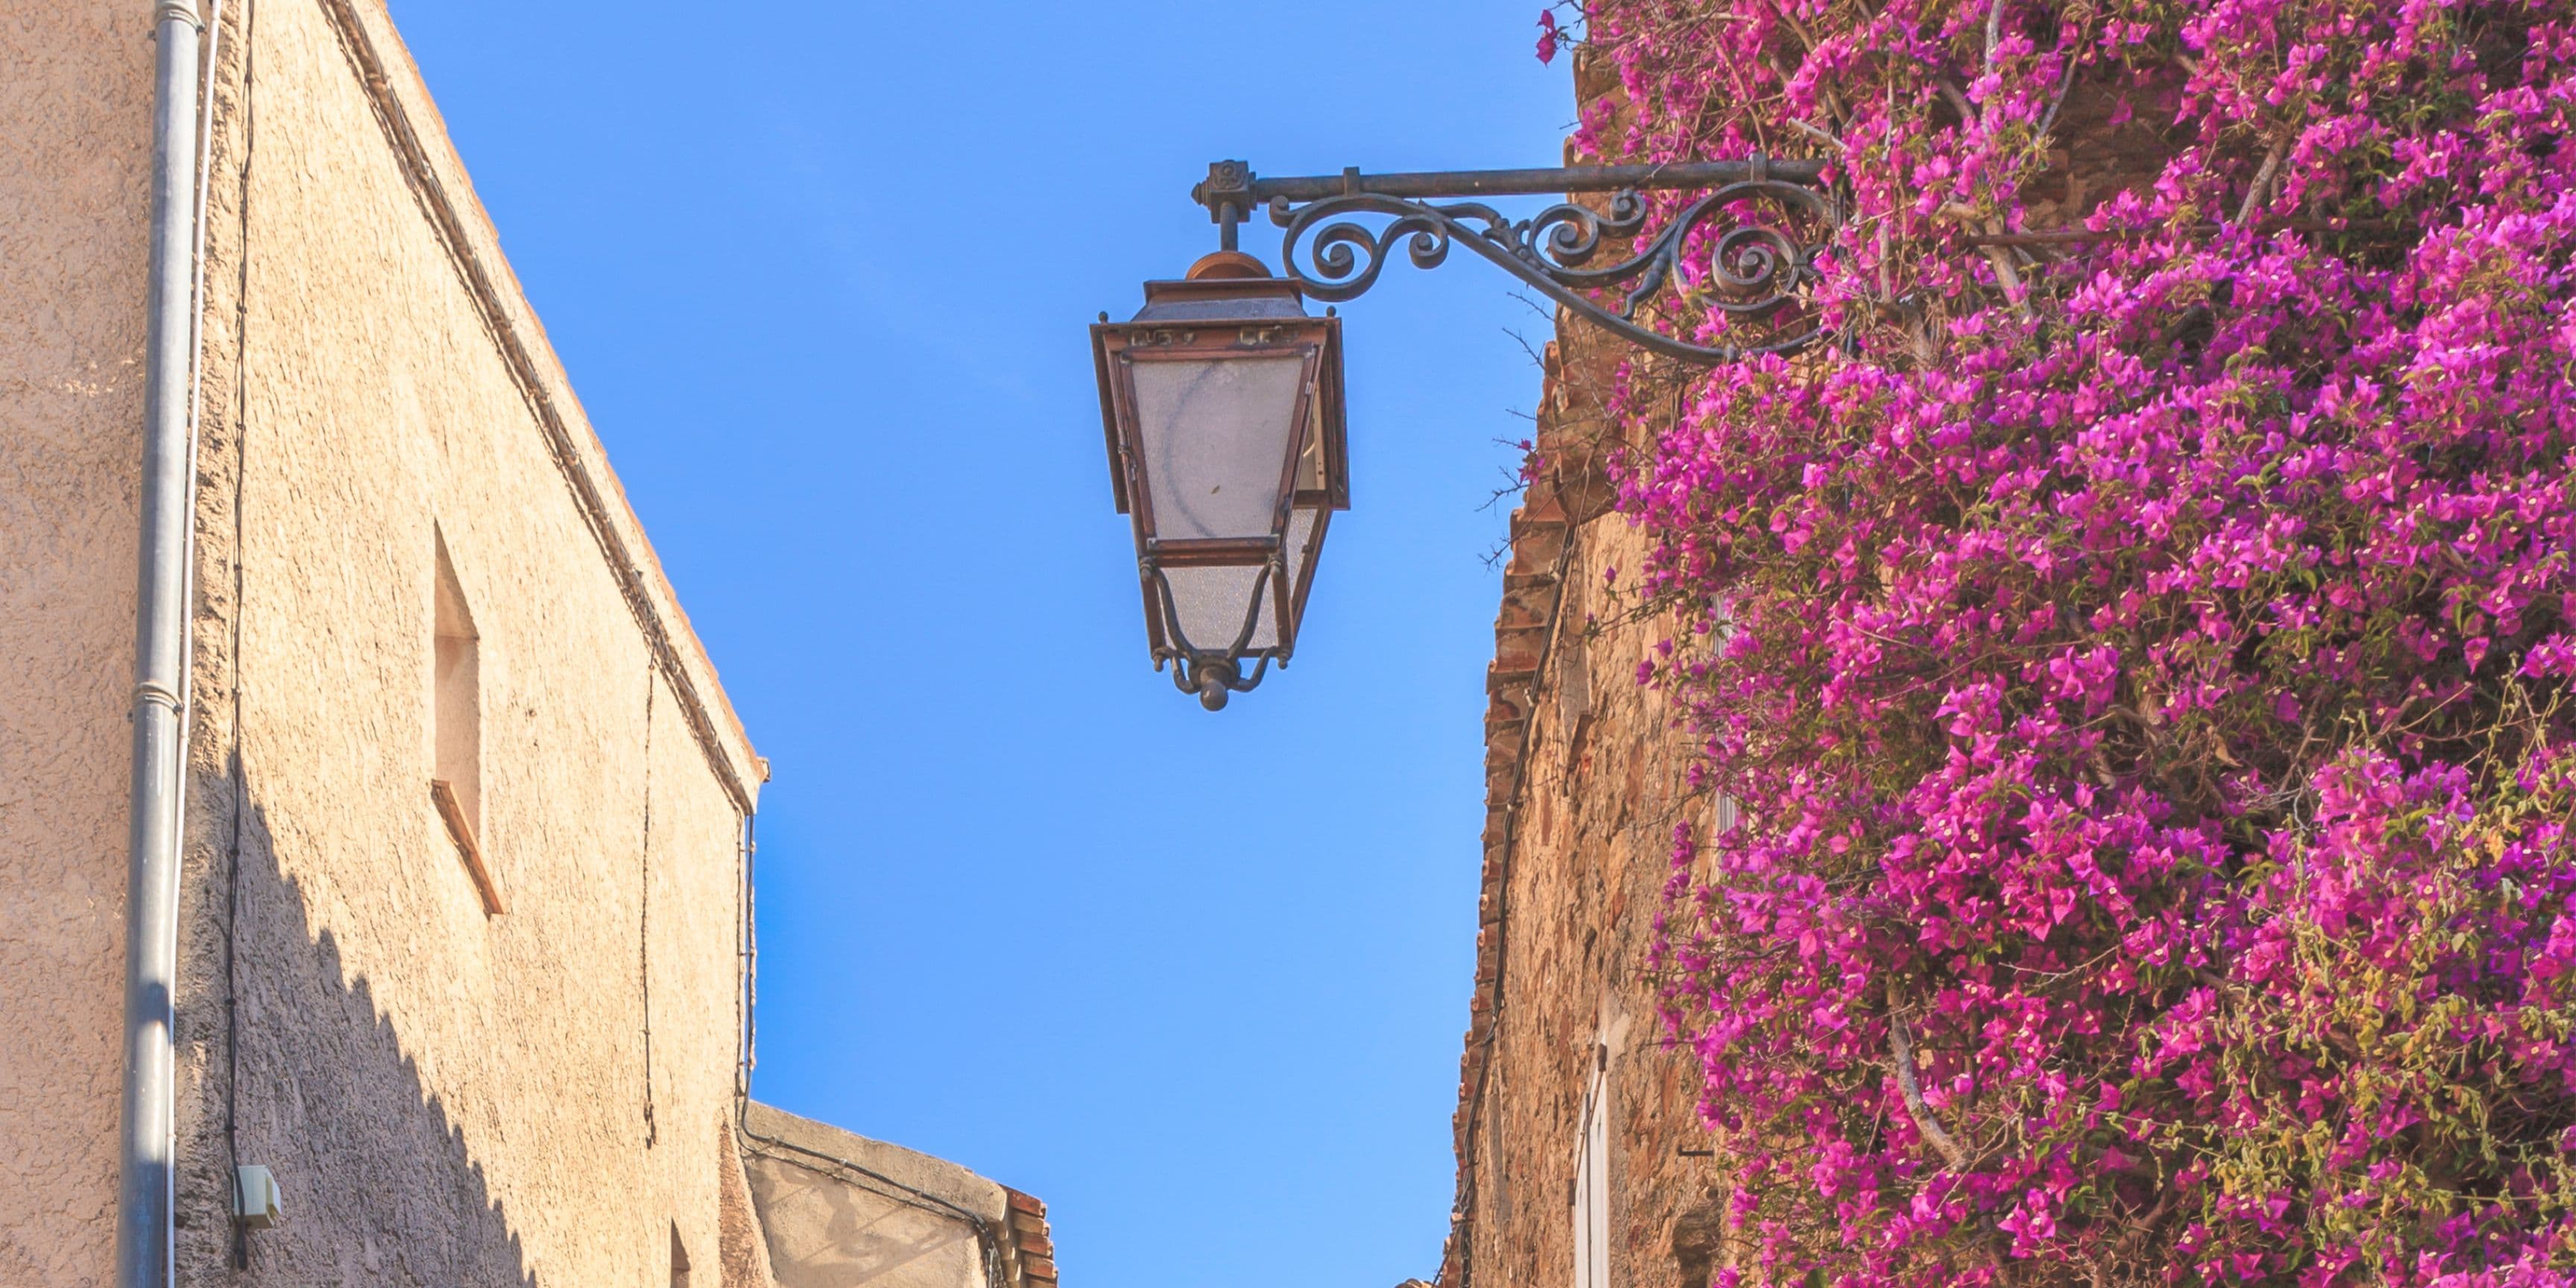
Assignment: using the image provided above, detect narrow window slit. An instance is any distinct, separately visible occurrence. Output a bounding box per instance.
[433,532,503,915]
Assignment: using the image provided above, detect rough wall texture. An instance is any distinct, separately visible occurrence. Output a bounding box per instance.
[165,1,765,1282]
[0,3,151,1284]
[1439,313,1720,1288]
[739,1102,1058,1288]
[4,0,767,1283]
[1436,51,1731,1287]
[0,4,1073,1286]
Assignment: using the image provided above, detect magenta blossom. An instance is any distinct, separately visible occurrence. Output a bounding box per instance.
[1580,0,2576,1283]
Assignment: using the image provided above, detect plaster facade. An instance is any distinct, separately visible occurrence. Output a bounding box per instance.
[0,3,155,1281]
[739,1103,1061,1288]
[0,5,1049,1287]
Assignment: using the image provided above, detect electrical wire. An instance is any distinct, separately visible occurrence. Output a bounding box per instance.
[217,0,256,1269]
[640,660,658,1148]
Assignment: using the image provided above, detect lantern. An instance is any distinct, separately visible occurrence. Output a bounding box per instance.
[1090,251,1348,710]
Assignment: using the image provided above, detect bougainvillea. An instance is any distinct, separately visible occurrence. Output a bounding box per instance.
[1576,0,2576,1284]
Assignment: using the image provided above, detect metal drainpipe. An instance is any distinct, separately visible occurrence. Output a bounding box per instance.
[118,3,206,1287]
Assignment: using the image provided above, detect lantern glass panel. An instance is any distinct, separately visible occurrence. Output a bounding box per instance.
[1282,504,1321,622]
[1131,353,1307,542]
[1159,506,1324,654]
[1166,564,1278,652]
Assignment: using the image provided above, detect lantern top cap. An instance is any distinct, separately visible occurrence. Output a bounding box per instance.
[1129,271,1311,324]
[1185,250,1272,280]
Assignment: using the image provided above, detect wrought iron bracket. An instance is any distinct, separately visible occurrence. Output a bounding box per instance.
[1190,159,1840,365]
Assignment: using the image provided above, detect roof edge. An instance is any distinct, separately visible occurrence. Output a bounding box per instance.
[736,1101,1063,1288]
[739,1100,1012,1225]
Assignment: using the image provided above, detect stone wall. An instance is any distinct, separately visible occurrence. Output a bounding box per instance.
[1431,40,2176,1288]
[1437,301,1726,1288]
[1437,44,1738,1285]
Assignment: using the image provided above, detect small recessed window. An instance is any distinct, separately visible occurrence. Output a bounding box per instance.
[1573,1044,1610,1288]
[431,531,502,914]
[669,1223,692,1288]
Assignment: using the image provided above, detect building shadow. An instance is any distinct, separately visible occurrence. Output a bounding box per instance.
[173,757,537,1286]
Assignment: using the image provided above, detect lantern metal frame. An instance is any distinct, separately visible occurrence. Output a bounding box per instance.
[1090,268,1349,710]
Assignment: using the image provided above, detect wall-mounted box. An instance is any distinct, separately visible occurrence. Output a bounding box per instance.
[233,1166,283,1229]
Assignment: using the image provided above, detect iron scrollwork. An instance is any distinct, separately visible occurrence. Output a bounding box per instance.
[1208,160,1838,364]
[1143,555,1282,712]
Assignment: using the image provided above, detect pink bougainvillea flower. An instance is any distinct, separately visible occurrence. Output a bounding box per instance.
[1581,0,2576,1284]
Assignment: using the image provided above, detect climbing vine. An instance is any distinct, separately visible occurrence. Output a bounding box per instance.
[1580,1,2576,1284]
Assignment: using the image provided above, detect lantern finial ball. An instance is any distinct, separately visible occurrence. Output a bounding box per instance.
[1194,657,1240,710]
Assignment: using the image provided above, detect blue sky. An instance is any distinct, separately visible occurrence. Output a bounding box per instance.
[395,4,1572,1284]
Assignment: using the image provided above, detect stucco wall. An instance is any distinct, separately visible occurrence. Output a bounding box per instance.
[164,1,765,1283]
[0,5,1091,1287]
[0,4,152,1284]
[4,0,767,1283]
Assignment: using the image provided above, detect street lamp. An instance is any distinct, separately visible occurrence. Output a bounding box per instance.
[1090,250,1348,710]
[1092,157,1835,709]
